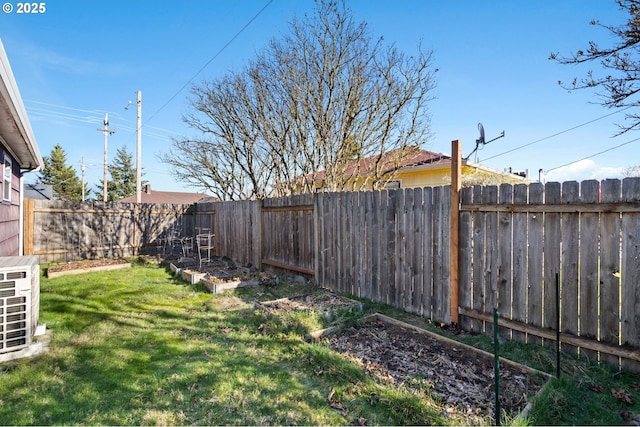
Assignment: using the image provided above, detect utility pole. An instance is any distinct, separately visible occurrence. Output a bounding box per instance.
[81,156,85,201]
[136,90,142,204]
[97,113,115,202]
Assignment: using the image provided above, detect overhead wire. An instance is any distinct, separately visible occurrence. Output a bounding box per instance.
[24,100,175,142]
[143,0,274,126]
[22,0,274,141]
[479,105,634,163]
[543,136,640,174]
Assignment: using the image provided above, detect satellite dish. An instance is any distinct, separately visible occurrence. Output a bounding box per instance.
[465,122,505,161]
[477,122,485,145]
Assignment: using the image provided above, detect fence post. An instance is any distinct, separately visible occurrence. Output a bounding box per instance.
[133,203,139,256]
[23,198,35,255]
[450,140,462,325]
[313,193,320,284]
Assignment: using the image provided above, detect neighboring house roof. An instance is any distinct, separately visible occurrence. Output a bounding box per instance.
[306,147,527,187]
[0,39,43,171]
[119,184,210,204]
[24,183,54,200]
[308,147,450,182]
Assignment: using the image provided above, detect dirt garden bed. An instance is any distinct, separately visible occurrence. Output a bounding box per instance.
[324,314,550,423]
[257,292,362,315]
[169,256,282,292]
[256,291,549,423]
[46,258,132,278]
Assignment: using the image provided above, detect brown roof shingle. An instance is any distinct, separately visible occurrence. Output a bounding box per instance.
[119,184,210,204]
[309,147,451,181]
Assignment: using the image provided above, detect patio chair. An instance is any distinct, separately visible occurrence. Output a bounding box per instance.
[196,232,214,269]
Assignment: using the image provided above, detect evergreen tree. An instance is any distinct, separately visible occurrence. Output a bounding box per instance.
[95,146,146,201]
[38,144,87,201]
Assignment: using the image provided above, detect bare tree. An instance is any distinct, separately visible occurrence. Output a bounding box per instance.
[623,164,640,176]
[550,0,640,135]
[161,0,436,199]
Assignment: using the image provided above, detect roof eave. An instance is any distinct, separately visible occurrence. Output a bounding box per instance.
[0,39,43,171]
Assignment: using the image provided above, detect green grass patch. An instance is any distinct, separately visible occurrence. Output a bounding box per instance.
[1,259,637,425]
[0,260,455,425]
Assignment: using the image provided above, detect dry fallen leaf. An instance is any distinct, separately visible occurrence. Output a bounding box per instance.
[589,383,604,393]
[619,410,640,425]
[612,388,634,405]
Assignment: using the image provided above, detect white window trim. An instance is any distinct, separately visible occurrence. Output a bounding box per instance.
[384,179,402,189]
[3,155,11,201]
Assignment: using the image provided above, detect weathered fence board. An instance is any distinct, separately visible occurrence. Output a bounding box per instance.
[543,183,561,336]
[621,178,640,370]
[561,181,580,354]
[512,184,528,343]
[527,183,544,345]
[596,179,621,367]
[432,186,451,324]
[579,180,600,361]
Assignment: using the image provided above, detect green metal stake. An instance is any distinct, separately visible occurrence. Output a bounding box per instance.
[494,308,501,426]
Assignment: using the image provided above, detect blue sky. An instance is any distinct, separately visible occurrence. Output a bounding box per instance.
[1,0,636,195]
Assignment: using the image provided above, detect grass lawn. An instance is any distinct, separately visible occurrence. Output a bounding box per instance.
[0,257,638,425]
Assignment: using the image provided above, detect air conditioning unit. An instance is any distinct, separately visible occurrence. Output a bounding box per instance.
[0,256,40,356]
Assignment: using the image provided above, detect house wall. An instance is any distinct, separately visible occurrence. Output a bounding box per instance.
[0,149,21,256]
[394,167,450,188]
[311,165,525,192]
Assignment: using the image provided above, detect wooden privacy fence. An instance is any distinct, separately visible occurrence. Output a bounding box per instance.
[202,179,640,370]
[200,189,451,323]
[23,178,640,370]
[24,199,195,263]
[457,179,640,370]
[316,188,451,322]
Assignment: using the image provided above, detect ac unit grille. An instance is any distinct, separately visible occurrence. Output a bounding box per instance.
[6,321,25,331]
[0,281,14,290]
[6,338,26,348]
[6,312,26,322]
[7,303,26,314]
[7,272,26,280]
[7,297,24,305]
[0,279,29,353]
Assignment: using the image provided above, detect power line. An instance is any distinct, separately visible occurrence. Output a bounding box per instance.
[543,136,640,174]
[144,0,274,126]
[24,101,175,142]
[480,105,634,162]
[24,100,179,135]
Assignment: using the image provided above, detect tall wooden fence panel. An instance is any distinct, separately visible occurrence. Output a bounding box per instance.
[213,200,261,267]
[24,200,194,263]
[458,178,640,371]
[262,194,315,275]
[316,187,450,324]
[193,202,217,235]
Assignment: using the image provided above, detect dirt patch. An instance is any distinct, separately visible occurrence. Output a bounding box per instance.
[170,256,279,285]
[325,315,548,423]
[259,291,547,422]
[259,293,361,314]
[46,258,132,278]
